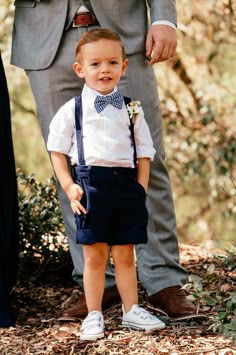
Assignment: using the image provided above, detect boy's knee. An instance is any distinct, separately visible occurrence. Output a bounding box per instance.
[86,256,105,269]
[84,244,108,268]
[112,246,134,267]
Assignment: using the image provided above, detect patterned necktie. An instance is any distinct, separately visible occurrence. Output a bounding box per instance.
[94,90,124,113]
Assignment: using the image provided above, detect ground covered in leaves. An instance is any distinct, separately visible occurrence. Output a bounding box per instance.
[0,244,235,354]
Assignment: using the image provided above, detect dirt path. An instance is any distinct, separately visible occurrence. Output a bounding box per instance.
[0,244,235,354]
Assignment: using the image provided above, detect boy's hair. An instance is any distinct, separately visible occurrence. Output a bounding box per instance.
[75,28,126,62]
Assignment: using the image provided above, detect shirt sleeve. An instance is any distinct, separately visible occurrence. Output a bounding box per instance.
[47,99,75,155]
[133,107,156,161]
[152,20,177,30]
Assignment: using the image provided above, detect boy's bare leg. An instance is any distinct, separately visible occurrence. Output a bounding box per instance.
[111,245,138,312]
[111,245,166,331]
[83,243,109,312]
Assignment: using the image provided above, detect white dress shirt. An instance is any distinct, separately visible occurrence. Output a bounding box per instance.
[47,84,155,167]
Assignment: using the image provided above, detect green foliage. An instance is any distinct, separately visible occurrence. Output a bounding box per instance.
[221,250,236,271]
[154,0,236,242]
[165,100,235,179]
[18,172,68,264]
[212,292,236,338]
[186,248,236,339]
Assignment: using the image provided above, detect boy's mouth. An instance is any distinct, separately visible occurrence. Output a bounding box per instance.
[99,77,112,81]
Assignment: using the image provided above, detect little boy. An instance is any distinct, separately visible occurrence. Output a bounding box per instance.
[47,28,165,341]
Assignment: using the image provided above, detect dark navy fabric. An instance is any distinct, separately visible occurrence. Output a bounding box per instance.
[0,53,19,327]
[73,95,148,246]
[74,95,85,166]
[74,165,148,245]
[124,96,137,165]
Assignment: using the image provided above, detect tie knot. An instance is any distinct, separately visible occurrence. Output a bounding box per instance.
[106,96,112,104]
[94,90,123,113]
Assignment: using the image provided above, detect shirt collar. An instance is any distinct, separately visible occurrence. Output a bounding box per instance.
[82,84,118,100]
[82,84,119,112]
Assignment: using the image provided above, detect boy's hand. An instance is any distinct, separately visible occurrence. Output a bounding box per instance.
[65,183,87,215]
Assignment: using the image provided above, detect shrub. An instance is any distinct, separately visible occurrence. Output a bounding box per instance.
[17,171,68,264]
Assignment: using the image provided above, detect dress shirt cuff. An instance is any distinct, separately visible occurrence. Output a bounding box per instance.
[137,147,156,162]
[152,20,177,30]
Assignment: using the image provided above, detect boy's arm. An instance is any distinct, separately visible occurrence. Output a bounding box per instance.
[137,157,150,192]
[50,151,87,215]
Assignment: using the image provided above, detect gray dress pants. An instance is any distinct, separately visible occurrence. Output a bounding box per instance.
[26,25,187,296]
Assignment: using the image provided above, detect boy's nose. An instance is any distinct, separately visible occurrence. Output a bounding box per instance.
[101,63,110,72]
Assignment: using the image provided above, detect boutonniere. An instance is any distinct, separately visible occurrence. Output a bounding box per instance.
[127,100,141,124]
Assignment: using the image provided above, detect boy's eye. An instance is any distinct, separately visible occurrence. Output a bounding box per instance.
[111,61,118,65]
[91,62,98,67]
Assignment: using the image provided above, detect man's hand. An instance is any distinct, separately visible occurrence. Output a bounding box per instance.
[146,25,177,65]
[232,0,236,18]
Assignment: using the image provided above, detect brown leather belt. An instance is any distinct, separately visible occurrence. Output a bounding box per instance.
[72,12,99,28]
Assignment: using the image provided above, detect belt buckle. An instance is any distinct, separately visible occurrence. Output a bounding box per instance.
[72,20,81,28]
[72,12,90,28]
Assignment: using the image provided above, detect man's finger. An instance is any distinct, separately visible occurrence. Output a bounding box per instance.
[146,30,154,57]
[150,43,164,64]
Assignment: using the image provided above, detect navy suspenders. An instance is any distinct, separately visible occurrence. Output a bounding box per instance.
[74,95,137,167]
[124,96,137,166]
[74,95,85,166]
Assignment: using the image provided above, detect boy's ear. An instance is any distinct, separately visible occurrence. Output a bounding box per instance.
[73,62,85,78]
[121,58,129,76]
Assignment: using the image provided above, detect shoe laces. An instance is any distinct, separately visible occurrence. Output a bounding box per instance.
[171,286,187,300]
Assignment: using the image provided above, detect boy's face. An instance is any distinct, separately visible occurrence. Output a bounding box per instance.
[73,39,128,95]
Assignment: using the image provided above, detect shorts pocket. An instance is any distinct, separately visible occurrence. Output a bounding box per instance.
[135,181,146,198]
[74,213,85,231]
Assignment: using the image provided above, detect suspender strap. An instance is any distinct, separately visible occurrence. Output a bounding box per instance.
[124,96,137,167]
[75,95,85,165]
[74,95,137,167]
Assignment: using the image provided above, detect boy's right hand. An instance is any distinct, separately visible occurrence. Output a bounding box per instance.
[65,183,87,215]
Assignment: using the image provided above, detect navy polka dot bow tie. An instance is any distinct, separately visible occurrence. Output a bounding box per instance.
[94,90,124,113]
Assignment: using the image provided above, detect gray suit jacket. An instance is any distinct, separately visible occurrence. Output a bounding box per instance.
[11,0,176,70]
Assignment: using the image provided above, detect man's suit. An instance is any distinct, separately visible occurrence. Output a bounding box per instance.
[11,0,187,296]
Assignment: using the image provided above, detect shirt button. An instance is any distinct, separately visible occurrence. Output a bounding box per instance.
[113,170,118,175]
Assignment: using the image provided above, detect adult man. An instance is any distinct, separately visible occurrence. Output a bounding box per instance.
[11,0,200,320]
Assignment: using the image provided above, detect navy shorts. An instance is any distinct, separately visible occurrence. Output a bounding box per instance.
[73,165,148,246]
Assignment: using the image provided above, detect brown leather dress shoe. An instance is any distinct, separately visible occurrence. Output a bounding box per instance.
[58,287,121,321]
[148,285,206,320]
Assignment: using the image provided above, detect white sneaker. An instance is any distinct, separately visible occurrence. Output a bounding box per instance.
[122,304,165,331]
[80,311,105,341]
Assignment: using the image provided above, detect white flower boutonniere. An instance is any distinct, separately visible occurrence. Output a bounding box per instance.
[127,100,141,124]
